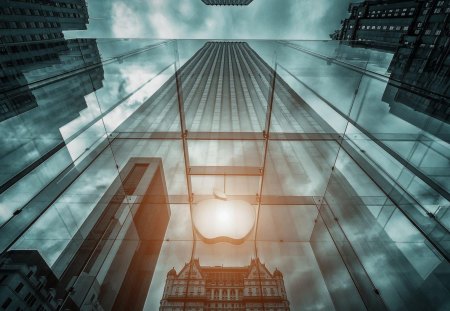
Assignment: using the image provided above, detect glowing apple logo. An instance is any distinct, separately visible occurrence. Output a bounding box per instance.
[192,189,256,244]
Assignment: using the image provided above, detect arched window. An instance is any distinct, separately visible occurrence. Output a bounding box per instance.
[214,289,219,299]
[230,289,235,300]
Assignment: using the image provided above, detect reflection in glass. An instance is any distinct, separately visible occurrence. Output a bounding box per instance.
[0,33,449,311]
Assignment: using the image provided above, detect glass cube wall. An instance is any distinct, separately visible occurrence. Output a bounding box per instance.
[0,38,449,310]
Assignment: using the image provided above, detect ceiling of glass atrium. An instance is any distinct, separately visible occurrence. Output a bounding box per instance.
[1,1,449,311]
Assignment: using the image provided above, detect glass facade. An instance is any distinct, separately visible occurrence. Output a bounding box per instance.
[0,38,449,310]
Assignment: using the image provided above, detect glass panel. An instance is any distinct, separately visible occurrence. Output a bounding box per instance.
[262,141,339,198]
[1,37,449,311]
[322,144,450,310]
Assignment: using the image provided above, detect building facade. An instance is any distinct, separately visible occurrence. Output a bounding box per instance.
[201,0,253,6]
[0,250,60,311]
[331,0,421,50]
[383,0,449,126]
[0,0,91,120]
[113,41,327,134]
[0,38,104,203]
[160,259,290,310]
[333,0,449,132]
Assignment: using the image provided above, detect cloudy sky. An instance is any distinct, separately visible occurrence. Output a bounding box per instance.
[66,0,351,39]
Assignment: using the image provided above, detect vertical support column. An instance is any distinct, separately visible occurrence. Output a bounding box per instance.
[253,44,278,311]
[173,40,195,311]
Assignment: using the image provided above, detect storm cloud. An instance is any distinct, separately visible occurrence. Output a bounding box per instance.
[65,0,351,39]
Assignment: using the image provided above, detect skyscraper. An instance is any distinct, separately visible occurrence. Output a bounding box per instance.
[160,259,290,310]
[201,0,253,5]
[332,0,449,135]
[0,0,89,45]
[114,41,327,133]
[0,38,104,201]
[0,0,91,120]
[331,0,420,50]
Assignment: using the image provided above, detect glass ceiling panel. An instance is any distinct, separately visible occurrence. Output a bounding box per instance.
[1,39,449,311]
[284,40,394,75]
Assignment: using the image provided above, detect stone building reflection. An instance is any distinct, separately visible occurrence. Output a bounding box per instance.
[160,258,290,310]
[0,250,60,310]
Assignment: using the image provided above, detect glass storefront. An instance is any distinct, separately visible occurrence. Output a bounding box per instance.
[0,39,449,310]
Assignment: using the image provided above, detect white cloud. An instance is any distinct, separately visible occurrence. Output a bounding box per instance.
[106,0,348,40]
[179,1,195,18]
[112,2,146,37]
[148,11,180,38]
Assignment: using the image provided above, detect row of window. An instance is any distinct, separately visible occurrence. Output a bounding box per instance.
[246,287,279,296]
[1,297,48,311]
[171,280,205,285]
[422,7,450,15]
[1,53,58,70]
[367,6,416,18]
[54,2,84,9]
[369,11,415,18]
[1,42,63,56]
[1,32,64,43]
[1,0,83,10]
[0,20,60,29]
[206,281,244,286]
[358,25,409,31]
[161,305,288,311]
[0,7,83,19]
[356,1,450,19]
[204,273,247,280]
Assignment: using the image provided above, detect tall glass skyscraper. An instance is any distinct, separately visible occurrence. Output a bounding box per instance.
[0,2,449,311]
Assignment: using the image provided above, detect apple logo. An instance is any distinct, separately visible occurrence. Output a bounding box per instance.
[192,189,256,244]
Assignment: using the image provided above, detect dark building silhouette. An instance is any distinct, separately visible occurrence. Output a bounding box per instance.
[53,157,171,310]
[201,0,253,5]
[331,0,421,50]
[160,258,290,310]
[0,0,90,120]
[333,0,450,136]
[0,158,170,311]
[22,38,104,131]
[0,38,104,194]
[0,250,60,311]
